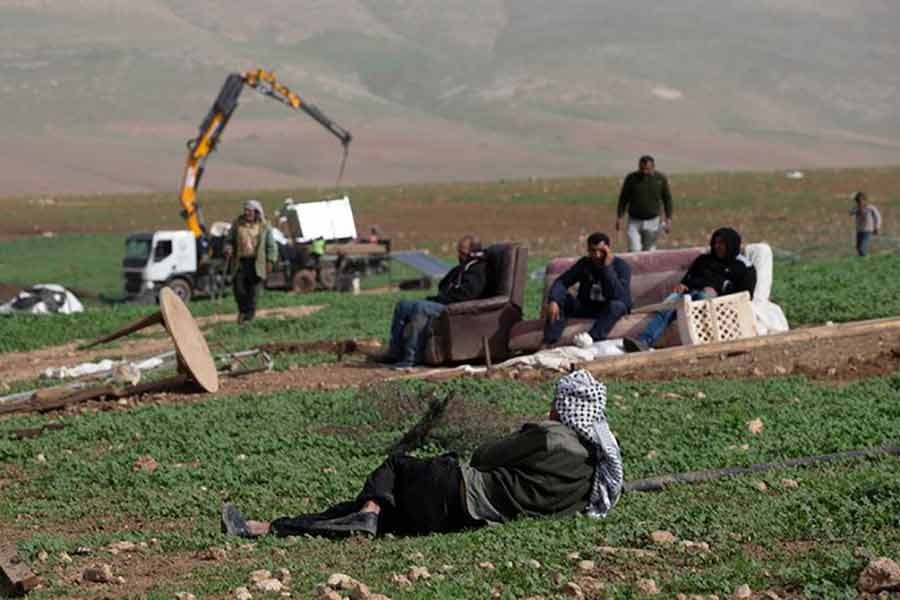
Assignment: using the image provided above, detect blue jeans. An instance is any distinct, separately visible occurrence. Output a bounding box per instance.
[388,300,448,365]
[638,290,709,347]
[856,231,872,257]
[543,295,629,344]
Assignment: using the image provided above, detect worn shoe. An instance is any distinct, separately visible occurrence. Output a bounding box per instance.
[370,351,399,365]
[622,337,649,353]
[220,502,255,538]
[390,361,415,371]
[306,510,379,538]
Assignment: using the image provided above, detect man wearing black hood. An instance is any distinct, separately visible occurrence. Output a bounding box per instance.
[623,227,756,352]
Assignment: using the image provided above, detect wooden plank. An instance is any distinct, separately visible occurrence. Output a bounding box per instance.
[0,544,41,596]
[584,316,900,376]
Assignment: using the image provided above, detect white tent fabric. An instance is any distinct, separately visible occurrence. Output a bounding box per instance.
[0,284,84,315]
[745,243,790,335]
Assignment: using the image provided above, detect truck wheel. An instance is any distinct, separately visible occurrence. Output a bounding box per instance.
[165,278,192,303]
[291,269,317,294]
[318,263,337,290]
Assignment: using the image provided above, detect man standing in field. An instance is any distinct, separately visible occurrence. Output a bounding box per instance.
[616,155,673,252]
[544,232,632,345]
[378,235,488,369]
[224,200,278,324]
[849,191,882,257]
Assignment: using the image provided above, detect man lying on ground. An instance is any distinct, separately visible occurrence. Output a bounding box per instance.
[221,370,623,539]
[377,235,489,369]
[623,226,756,352]
[544,232,632,346]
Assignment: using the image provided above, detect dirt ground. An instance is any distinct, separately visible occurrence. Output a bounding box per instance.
[0,306,322,385]
[5,323,898,425]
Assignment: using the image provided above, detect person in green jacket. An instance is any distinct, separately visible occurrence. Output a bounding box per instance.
[224,200,278,324]
[615,155,673,252]
[221,370,623,538]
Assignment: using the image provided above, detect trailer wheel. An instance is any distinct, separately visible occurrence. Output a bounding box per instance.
[317,263,337,290]
[291,269,317,294]
[165,278,193,303]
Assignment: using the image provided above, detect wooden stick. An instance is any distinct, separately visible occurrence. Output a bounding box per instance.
[624,443,900,493]
[482,336,493,369]
[586,316,900,376]
[78,311,164,350]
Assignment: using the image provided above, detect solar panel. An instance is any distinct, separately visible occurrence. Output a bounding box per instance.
[390,251,451,279]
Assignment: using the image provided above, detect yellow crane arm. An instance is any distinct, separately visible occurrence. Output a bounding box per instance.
[179,69,352,239]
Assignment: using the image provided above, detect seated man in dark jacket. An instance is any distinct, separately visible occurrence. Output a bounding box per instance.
[544,232,632,345]
[624,227,757,352]
[221,370,623,539]
[380,235,489,368]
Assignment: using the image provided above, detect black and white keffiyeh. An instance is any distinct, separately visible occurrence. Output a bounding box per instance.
[554,369,623,518]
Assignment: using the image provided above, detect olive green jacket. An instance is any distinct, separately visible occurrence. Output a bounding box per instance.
[227,217,278,279]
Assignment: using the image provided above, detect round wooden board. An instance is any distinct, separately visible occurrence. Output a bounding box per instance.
[158,287,219,393]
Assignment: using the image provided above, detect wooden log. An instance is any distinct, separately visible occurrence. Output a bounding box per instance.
[0,544,41,596]
[585,316,900,376]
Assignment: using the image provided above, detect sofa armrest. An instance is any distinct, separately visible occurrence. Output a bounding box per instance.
[445,296,511,316]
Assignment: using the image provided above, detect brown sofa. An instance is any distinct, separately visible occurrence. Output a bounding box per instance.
[508,247,706,354]
[422,242,528,365]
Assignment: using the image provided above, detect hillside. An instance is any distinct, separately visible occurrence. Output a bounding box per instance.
[2,0,899,194]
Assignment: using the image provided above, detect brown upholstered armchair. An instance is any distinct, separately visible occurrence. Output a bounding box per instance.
[421,242,528,365]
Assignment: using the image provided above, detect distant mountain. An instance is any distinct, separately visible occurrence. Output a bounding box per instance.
[2,0,899,194]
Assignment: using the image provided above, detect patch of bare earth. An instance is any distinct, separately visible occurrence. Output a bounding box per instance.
[0,305,323,384]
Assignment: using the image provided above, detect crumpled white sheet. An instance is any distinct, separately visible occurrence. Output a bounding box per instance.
[0,284,84,315]
[498,337,625,371]
[745,243,790,335]
[42,355,169,380]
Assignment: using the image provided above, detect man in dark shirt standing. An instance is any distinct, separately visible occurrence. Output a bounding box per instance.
[544,232,632,345]
[615,155,673,252]
[379,235,488,368]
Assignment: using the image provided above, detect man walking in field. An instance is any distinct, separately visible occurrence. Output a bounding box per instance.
[543,232,632,345]
[849,191,882,257]
[223,200,278,324]
[221,369,622,539]
[616,155,673,252]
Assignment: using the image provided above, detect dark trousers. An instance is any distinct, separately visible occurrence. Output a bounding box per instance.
[857,231,872,257]
[233,258,261,319]
[270,454,477,537]
[543,294,628,344]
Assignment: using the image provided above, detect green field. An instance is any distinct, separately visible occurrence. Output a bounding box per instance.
[1,169,899,599]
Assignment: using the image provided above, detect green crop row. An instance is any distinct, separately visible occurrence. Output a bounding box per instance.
[1,374,898,598]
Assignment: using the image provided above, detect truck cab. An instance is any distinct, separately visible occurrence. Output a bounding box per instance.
[123,230,219,302]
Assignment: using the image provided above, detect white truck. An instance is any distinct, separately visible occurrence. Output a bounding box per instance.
[121,197,389,302]
[122,229,229,303]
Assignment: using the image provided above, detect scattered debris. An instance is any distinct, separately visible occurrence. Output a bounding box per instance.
[731,583,752,599]
[0,545,41,596]
[636,578,659,595]
[681,540,711,554]
[560,581,584,598]
[746,418,764,435]
[857,557,900,593]
[780,478,799,489]
[407,566,430,581]
[650,530,677,545]
[82,563,124,584]
[132,455,159,473]
[175,593,197,600]
[752,481,768,492]
[576,560,595,572]
[194,547,227,561]
[233,586,253,600]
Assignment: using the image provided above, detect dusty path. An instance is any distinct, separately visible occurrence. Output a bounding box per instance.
[0,305,323,384]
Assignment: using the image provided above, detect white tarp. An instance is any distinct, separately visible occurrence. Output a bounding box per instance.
[0,284,84,315]
[287,196,357,242]
[499,334,625,371]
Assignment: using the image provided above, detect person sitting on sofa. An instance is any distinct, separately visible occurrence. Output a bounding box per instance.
[623,227,756,352]
[220,369,622,539]
[378,235,488,368]
[544,232,632,345]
